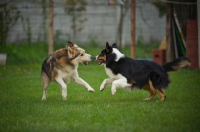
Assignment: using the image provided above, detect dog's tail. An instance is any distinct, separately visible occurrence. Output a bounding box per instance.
[162,57,191,72]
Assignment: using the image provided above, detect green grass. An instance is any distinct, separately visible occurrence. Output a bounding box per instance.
[0,64,200,132]
[0,43,200,131]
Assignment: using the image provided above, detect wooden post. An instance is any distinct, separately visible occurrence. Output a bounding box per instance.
[166,3,174,62]
[48,0,54,54]
[131,0,136,59]
[198,3,200,69]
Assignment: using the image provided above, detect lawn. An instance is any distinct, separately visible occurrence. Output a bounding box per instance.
[0,64,200,132]
[0,43,200,131]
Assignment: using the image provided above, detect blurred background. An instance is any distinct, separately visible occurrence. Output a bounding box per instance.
[0,0,199,68]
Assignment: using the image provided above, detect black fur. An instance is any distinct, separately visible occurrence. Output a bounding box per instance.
[105,52,170,89]
[41,54,55,79]
[162,57,191,72]
[101,43,191,90]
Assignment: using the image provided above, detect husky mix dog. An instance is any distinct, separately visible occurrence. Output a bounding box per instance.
[41,42,95,100]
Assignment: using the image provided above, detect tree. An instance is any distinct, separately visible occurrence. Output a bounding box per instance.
[64,0,87,42]
[39,0,48,42]
[0,1,20,47]
[116,0,130,51]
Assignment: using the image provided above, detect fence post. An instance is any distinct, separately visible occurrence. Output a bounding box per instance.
[166,2,174,62]
[131,0,136,59]
[48,0,54,54]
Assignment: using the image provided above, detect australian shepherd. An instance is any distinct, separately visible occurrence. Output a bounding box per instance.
[95,42,191,101]
[41,42,94,100]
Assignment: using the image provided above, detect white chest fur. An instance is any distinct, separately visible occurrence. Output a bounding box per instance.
[104,65,123,79]
[57,66,78,81]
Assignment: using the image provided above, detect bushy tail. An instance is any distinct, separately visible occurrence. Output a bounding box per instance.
[162,57,191,72]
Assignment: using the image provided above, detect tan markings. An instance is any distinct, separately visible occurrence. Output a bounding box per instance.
[68,42,74,47]
[148,79,166,101]
[45,42,86,80]
[142,84,156,100]
[173,61,191,71]
[47,55,53,63]
[106,48,109,52]
[129,79,136,86]
[97,55,106,62]
[51,70,58,80]
[56,57,68,66]
[54,48,68,59]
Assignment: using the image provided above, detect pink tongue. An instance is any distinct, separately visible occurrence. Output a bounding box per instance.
[99,60,103,65]
[84,61,88,65]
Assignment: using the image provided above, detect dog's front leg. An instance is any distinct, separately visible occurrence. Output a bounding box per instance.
[72,73,94,92]
[100,78,114,91]
[111,78,131,95]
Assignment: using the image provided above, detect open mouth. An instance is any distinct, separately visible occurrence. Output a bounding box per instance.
[83,61,88,65]
[98,59,105,65]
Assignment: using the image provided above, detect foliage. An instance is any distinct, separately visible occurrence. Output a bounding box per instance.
[64,0,88,41]
[21,17,32,44]
[39,0,48,42]
[0,2,21,47]
[54,30,71,46]
[3,42,159,65]
[0,64,199,131]
[151,0,166,17]
[134,34,159,58]
[87,34,99,47]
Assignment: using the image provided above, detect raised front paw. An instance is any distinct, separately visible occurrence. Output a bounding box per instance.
[88,88,95,93]
[100,83,106,91]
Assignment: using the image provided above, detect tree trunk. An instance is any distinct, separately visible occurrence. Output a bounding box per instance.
[166,3,174,62]
[48,0,54,54]
[131,0,136,59]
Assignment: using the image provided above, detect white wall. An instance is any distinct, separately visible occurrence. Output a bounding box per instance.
[6,0,166,46]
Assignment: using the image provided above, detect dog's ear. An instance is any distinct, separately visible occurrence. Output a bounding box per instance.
[68,41,74,47]
[106,42,111,52]
[67,47,75,59]
[112,43,118,49]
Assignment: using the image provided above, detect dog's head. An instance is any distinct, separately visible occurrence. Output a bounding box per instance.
[95,42,118,65]
[55,42,92,65]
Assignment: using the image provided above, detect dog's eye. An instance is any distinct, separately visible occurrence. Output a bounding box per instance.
[80,53,84,56]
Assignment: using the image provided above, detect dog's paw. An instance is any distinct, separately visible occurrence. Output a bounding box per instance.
[100,87,105,91]
[111,89,116,95]
[88,88,95,93]
[143,97,152,101]
[63,98,67,100]
[100,84,106,91]
[42,97,46,101]
[42,98,46,101]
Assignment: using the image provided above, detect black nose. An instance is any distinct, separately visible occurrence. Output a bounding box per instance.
[91,56,96,60]
[90,56,94,60]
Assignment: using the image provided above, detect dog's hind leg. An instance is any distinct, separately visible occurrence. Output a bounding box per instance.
[55,77,67,100]
[149,79,166,101]
[41,71,50,100]
[142,84,156,100]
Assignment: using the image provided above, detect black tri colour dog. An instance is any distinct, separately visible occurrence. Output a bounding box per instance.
[95,42,191,101]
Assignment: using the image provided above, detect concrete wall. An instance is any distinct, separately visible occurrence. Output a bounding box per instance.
[6,0,166,46]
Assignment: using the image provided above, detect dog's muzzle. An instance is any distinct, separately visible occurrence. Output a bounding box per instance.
[93,56,98,60]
